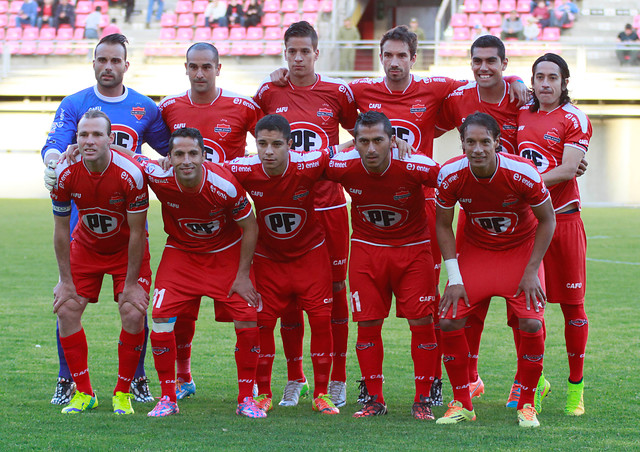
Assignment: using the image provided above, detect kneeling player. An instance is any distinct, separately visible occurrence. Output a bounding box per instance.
[435,112,555,428]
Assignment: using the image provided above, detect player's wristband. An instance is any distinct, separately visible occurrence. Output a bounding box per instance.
[444,258,463,286]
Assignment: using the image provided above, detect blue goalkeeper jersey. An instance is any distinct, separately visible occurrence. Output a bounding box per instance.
[42,85,170,162]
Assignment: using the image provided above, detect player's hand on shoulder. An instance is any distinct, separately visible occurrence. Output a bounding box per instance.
[119,283,150,314]
[62,144,80,164]
[270,67,289,87]
[439,284,468,319]
[228,275,261,307]
[394,137,414,160]
[509,80,531,107]
[515,271,546,312]
[158,156,171,171]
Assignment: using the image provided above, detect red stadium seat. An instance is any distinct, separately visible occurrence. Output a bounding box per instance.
[36,40,54,54]
[144,42,160,56]
[246,26,263,40]
[99,14,109,27]
[467,13,485,28]
[244,42,264,56]
[0,1,8,14]
[264,26,282,40]
[451,13,468,28]
[261,12,280,27]
[516,0,529,13]
[39,26,56,40]
[302,0,319,12]
[176,27,193,40]
[230,41,248,55]
[634,15,640,30]
[75,14,87,28]
[21,26,38,40]
[320,0,332,12]
[74,1,91,14]
[489,26,502,37]
[301,12,317,25]
[282,12,300,27]
[54,42,73,54]
[0,29,5,40]
[540,27,560,41]
[195,13,205,26]
[281,0,297,13]
[263,0,279,13]
[8,1,23,14]
[56,27,73,40]
[158,27,176,40]
[18,41,36,54]
[229,26,245,40]
[264,41,282,55]
[484,13,502,28]
[177,13,195,27]
[0,14,9,28]
[93,1,108,13]
[499,0,516,13]
[192,0,208,13]
[194,26,211,40]
[452,27,470,40]
[216,41,230,55]
[211,26,228,40]
[463,0,480,13]
[438,42,467,57]
[175,0,192,14]
[160,12,177,27]
[481,0,498,13]
[5,27,21,40]
[73,27,84,39]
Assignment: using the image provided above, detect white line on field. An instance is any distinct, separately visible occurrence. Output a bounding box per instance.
[587,258,640,266]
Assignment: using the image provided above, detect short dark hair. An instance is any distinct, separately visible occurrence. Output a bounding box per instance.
[186,42,219,65]
[530,53,571,112]
[168,128,205,154]
[354,111,393,138]
[284,21,318,50]
[459,112,501,142]
[255,114,291,142]
[95,33,128,60]
[470,34,506,61]
[95,5,102,12]
[81,109,111,134]
[380,25,417,58]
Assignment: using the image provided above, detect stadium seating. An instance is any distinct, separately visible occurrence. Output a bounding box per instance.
[633,15,640,30]
[73,27,84,40]
[320,0,332,13]
[264,26,282,40]
[158,27,176,40]
[216,41,230,56]
[56,27,73,40]
[75,1,92,14]
[516,0,529,13]
[499,0,516,13]
[484,13,502,28]
[468,13,485,28]
[176,27,194,41]
[211,26,229,40]
[481,0,498,13]
[192,0,208,14]
[18,41,36,54]
[0,14,7,28]
[264,41,282,55]
[160,12,178,27]
[452,27,470,40]
[0,1,8,14]
[5,27,21,40]
[451,13,468,28]
[35,40,54,55]
[175,0,192,14]
[194,27,211,40]
[302,0,319,12]
[301,12,317,25]
[282,12,300,27]
[281,0,298,13]
[246,26,264,40]
[177,13,195,27]
[229,26,246,40]
[263,0,279,13]
[463,0,480,13]
[540,26,560,41]
[8,1,23,14]
[21,26,38,40]
[261,13,281,27]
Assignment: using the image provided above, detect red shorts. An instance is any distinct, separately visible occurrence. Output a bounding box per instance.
[443,239,545,322]
[316,206,349,282]
[348,241,436,322]
[254,244,333,321]
[70,240,152,303]
[543,211,586,304]
[151,245,257,323]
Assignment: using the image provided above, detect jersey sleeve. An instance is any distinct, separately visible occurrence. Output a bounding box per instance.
[142,104,171,156]
[231,184,252,221]
[122,160,150,213]
[435,167,459,209]
[563,109,592,154]
[337,83,358,131]
[50,164,72,216]
[41,96,80,162]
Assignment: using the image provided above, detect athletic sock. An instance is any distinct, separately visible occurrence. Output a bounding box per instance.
[114,329,145,394]
[516,328,545,409]
[150,330,177,402]
[133,315,149,379]
[441,328,472,411]
[355,324,384,404]
[235,326,260,402]
[175,318,196,383]
[309,315,333,397]
[56,321,72,380]
[256,318,277,397]
[330,286,348,383]
[60,328,92,395]
[410,323,437,402]
[465,316,485,383]
[561,304,588,382]
[280,308,305,382]
[433,315,443,380]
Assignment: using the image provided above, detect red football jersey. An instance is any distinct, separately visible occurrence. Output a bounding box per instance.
[136,157,252,253]
[325,150,439,246]
[517,103,592,212]
[51,150,149,254]
[436,153,550,250]
[253,74,358,209]
[436,80,520,154]
[159,89,262,163]
[225,150,328,260]
[349,75,464,158]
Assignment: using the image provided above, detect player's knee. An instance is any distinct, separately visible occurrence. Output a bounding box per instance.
[152,317,176,333]
[119,303,145,323]
[518,318,542,333]
[332,280,346,292]
[439,318,465,332]
[56,303,82,323]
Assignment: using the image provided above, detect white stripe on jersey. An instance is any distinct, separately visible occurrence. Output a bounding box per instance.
[561,104,590,134]
[206,168,238,198]
[290,150,323,163]
[330,149,360,162]
[229,154,261,166]
[397,151,438,167]
[437,157,468,186]
[499,154,542,183]
[158,91,187,107]
[219,89,261,109]
[112,152,146,189]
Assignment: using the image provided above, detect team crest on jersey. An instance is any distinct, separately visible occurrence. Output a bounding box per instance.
[131,107,145,121]
[317,108,334,123]
[410,103,427,119]
[260,206,307,239]
[109,194,125,205]
[543,129,561,147]
[179,216,224,238]
[356,204,408,229]
[293,187,309,201]
[80,207,124,238]
[214,122,232,138]
[393,188,411,204]
[501,195,519,208]
[469,211,518,235]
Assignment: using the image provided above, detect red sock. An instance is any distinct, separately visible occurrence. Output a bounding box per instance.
[441,328,472,410]
[433,315,443,380]
[60,328,92,395]
[355,324,384,404]
[561,304,588,383]
[465,316,485,383]
[235,326,260,402]
[115,329,145,394]
[309,315,332,397]
[410,323,437,402]
[150,330,177,402]
[330,286,349,383]
[280,308,305,382]
[175,318,196,383]
[257,318,277,397]
[516,328,545,409]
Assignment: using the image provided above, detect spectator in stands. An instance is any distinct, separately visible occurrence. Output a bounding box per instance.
[101,18,121,38]
[501,10,525,40]
[552,0,577,27]
[409,17,426,41]
[37,0,55,28]
[244,0,263,28]
[529,0,550,13]
[124,0,134,24]
[54,0,76,29]
[524,16,540,40]
[225,0,245,27]
[84,6,102,39]
[16,0,39,27]
[337,17,360,72]
[531,1,552,29]
[471,23,490,39]
[616,23,640,66]
[145,0,164,28]
[205,0,228,27]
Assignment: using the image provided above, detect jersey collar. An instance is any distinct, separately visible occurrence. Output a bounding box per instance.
[93,85,128,103]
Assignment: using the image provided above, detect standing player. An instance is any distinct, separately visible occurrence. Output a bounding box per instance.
[518,53,592,416]
[43,33,169,405]
[326,111,440,419]
[435,112,555,428]
[51,110,151,415]
[131,128,263,418]
[157,42,262,401]
[226,114,339,415]
[253,21,358,408]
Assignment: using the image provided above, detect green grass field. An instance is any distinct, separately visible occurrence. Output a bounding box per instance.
[1,200,638,451]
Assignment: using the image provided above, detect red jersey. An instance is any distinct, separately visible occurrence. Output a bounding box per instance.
[349,75,464,158]
[51,150,149,254]
[253,74,358,209]
[135,157,252,253]
[225,150,329,261]
[159,89,262,163]
[325,150,439,247]
[436,153,550,250]
[517,103,592,212]
[436,80,520,154]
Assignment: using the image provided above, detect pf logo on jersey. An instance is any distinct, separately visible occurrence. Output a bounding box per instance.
[260,207,307,239]
[112,124,140,151]
[80,208,124,238]
[179,217,223,238]
[390,119,421,150]
[470,211,518,235]
[519,141,558,173]
[356,204,408,229]
[290,122,330,152]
